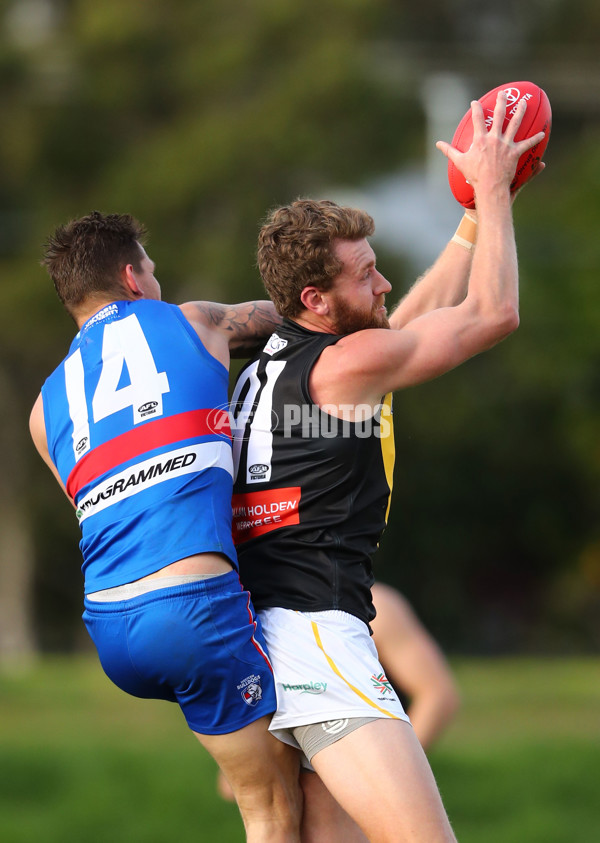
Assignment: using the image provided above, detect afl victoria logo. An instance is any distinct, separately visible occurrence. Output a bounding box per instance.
[138,401,158,414]
[249,463,269,475]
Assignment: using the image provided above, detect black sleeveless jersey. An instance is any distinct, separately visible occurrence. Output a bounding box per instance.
[230,319,395,627]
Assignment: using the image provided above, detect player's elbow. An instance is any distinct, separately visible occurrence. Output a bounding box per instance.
[443,680,462,721]
[482,303,519,344]
[496,303,520,337]
[432,676,462,735]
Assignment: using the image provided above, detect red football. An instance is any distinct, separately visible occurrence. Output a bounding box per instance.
[447,81,552,209]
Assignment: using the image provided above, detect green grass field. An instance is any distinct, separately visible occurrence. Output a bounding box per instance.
[1,656,599,842]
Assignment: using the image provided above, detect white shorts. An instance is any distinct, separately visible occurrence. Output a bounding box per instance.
[258,607,410,751]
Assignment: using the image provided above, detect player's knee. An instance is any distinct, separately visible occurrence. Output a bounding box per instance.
[234,772,303,835]
[226,746,302,822]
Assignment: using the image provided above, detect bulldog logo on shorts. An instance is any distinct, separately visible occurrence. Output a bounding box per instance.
[242,682,262,706]
[237,673,263,706]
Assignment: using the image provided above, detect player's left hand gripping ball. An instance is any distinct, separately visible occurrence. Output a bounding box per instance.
[447,81,552,208]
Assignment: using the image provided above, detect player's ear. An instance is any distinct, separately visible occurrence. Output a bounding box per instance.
[300,286,329,315]
[122,264,142,297]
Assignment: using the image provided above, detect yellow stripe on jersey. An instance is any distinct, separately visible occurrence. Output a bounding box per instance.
[311,621,401,719]
[379,393,395,523]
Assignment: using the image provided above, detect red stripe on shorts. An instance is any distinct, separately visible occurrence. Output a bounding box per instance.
[239,582,273,673]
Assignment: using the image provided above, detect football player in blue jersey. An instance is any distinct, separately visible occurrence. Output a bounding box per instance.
[29,211,302,843]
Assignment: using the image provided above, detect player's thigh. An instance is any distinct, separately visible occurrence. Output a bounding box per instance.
[299,770,368,843]
[195,715,301,801]
[310,718,456,843]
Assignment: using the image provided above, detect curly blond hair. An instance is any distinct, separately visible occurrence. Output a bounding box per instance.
[257,199,374,318]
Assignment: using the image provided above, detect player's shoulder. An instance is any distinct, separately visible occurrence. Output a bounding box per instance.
[316,327,411,377]
[178,300,214,325]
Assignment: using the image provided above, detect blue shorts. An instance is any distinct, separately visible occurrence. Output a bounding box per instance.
[82,571,276,735]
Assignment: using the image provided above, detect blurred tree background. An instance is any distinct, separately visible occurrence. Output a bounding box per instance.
[0,0,598,659]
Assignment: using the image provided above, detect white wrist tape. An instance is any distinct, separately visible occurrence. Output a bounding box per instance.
[451,213,478,252]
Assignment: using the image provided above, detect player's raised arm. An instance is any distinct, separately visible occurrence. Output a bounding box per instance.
[388,213,475,331]
[391,82,549,331]
[311,92,546,408]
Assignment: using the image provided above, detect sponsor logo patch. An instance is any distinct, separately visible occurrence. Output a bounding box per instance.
[232,487,300,542]
[281,681,327,695]
[370,672,393,695]
[76,441,232,521]
[81,303,119,334]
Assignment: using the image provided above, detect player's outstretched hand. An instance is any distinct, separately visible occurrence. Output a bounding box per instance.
[435,91,546,200]
[511,159,546,204]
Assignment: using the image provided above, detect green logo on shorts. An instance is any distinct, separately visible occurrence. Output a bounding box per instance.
[281,681,327,694]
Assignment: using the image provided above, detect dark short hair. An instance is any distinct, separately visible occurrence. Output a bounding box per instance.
[42,211,147,317]
[257,198,374,318]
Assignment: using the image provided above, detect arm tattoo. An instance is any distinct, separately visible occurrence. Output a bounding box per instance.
[197,300,283,357]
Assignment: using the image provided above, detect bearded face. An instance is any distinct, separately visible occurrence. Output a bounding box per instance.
[329,290,390,335]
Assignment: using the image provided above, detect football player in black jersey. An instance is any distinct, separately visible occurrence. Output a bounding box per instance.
[231,92,545,842]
